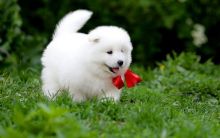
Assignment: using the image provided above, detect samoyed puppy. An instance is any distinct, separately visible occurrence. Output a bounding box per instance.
[41,9,133,102]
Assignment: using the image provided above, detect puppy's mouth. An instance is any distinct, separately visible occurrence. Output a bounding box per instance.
[105,65,120,74]
[109,67,119,73]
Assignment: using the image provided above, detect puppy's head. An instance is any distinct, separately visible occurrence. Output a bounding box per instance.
[88,26,133,78]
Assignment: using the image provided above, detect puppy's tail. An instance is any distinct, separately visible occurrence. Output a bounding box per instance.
[53,9,93,39]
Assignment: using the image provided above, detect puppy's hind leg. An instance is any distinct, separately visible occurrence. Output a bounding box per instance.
[41,68,60,99]
[69,88,86,102]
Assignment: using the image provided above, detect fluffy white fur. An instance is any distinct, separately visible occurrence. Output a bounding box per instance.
[41,9,133,102]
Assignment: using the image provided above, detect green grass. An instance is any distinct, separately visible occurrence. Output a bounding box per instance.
[1,52,220,138]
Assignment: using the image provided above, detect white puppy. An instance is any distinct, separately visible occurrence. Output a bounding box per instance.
[41,9,133,102]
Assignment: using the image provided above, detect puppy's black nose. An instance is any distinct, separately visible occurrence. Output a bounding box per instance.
[117,60,124,66]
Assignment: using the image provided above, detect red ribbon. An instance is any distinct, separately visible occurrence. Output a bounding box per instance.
[112,69,142,89]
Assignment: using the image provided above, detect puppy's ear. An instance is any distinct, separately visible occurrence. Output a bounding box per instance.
[88,34,100,43]
[89,38,100,43]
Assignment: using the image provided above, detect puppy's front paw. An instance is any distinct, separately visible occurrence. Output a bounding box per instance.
[100,90,121,102]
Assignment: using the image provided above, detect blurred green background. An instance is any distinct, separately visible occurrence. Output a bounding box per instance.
[1,0,220,68]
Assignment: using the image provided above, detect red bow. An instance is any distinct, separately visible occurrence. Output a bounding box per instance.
[112,69,142,89]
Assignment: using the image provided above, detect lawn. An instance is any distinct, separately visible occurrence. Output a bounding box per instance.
[0,52,220,138]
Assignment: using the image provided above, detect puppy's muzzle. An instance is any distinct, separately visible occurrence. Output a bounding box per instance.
[117,60,124,67]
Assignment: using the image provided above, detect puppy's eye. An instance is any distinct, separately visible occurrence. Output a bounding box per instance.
[107,50,113,54]
[121,49,125,53]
